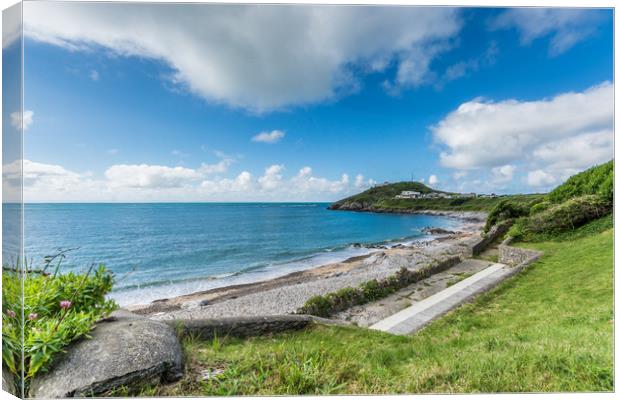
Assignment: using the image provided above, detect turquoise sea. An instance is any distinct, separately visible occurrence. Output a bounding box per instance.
[19,203,462,305]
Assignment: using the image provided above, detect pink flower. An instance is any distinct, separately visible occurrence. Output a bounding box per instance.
[28,313,37,321]
[60,300,72,309]
[6,310,15,318]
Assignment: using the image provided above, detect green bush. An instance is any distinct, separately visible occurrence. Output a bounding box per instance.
[299,295,334,318]
[484,199,530,232]
[506,217,530,241]
[529,200,552,215]
[547,160,613,203]
[527,195,611,234]
[2,259,117,391]
[297,259,459,317]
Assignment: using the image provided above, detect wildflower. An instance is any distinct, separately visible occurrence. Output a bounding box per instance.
[60,300,72,309]
[6,310,15,318]
[28,313,38,321]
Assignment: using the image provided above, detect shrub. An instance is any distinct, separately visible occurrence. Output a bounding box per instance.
[297,258,459,317]
[527,195,612,234]
[484,200,530,232]
[361,279,394,301]
[299,295,333,318]
[529,200,552,215]
[2,258,117,391]
[547,160,613,203]
[506,217,530,241]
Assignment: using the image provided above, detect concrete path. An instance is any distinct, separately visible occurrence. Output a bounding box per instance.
[370,262,515,335]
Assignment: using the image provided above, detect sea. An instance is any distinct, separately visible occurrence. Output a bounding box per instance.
[17,203,463,306]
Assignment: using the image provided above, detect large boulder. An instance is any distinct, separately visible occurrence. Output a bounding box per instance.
[30,310,184,398]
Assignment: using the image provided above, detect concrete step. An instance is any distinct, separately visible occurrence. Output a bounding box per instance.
[369,262,514,335]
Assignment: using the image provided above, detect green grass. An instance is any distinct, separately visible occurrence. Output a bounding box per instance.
[138,228,613,395]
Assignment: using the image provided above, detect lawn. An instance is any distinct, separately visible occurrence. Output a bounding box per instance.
[135,226,613,395]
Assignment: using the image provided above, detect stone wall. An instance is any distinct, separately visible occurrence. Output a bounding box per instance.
[498,237,543,267]
[470,221,511,256]
[167,314,346,341]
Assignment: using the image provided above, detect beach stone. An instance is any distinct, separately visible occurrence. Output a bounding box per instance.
[29,310,184,398]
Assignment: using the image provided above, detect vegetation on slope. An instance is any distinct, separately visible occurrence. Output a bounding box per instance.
[329,180,542,212]
[371,194,541,213]
[134,223,613,395]
[494,161,614,240]
[547,160,613,203]
[330,161,613,228]
[328,181,444,210]
[2,253,117,394]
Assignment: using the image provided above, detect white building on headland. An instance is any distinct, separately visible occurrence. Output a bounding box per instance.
[395,190,421,199]
[395,191,482,200]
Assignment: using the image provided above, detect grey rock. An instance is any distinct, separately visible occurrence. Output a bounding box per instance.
[3,367,17,397]
[422,227,456,235]
[30,310,184,398]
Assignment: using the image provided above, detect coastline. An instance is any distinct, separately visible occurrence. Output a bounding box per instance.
[128,210,487,318]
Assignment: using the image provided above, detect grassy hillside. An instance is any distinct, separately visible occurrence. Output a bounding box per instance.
[548,160,613,203]
[369,194,542,212]
[135,219,613,395]
[488,161,614,239]
[328,181,444,210]
[329,180,542,212]
[329,160,613,218]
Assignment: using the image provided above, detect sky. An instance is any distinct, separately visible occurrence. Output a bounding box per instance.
[2,3,614,202]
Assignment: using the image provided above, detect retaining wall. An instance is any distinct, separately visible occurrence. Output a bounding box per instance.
[470,221,511,256]
[498,237,544,266]
[166,314,346,340]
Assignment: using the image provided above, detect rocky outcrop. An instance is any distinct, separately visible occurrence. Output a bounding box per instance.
[422,227,456,235]
[29,310,183,398]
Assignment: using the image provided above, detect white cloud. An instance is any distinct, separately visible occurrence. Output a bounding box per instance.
[105,164,202,188]
[491,164,515,184]
[200,171,253,193]
[527,169,557,188]
[441,41,498,84]
[355,174,376,189]
[252,130,285,144]
[491,8,606,55]
[432,82,613,190]
[452,171,467,180]
[10,110,34,131]
[2,4,21,49]
[531,130,613,172]
[90,69,100,81]
[23,3,461,112]
[258,164,284,191]
[13,159,374,202]
[291,167,350,194]
[198,156,235,174]
[3,159,105,202]
[428,174,439,186]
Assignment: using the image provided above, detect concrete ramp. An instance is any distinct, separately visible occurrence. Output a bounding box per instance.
[370,262,514,335]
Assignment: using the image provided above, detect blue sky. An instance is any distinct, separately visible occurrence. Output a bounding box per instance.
[4,4,614,202]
